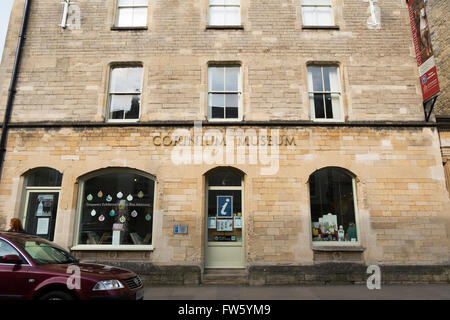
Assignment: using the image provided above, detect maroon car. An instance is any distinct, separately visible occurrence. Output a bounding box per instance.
[0,232,144,300]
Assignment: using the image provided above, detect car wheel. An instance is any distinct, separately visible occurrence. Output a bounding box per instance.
[39,290,75,300]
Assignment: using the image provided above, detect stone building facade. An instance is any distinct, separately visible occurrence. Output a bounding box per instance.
[0,0,449,284]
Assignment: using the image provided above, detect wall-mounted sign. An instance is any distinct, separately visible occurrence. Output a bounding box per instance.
[36,218,50,235]
[407,0,440,104]
[173,225,188,234]
[208,217,217,229]
[217,196,233,218]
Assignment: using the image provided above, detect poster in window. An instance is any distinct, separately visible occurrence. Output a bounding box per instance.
[36,218,50,235]
[216,219,233,232]
[216,196,233,218]
[208,217,217,229]
[36,195,54,217]
[234,216,242,229]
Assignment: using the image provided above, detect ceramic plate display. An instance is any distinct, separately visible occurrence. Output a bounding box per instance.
[106,195,112,202]
[87,194,93,201]
[137,191,144,198]
[127,194,133,201]
[119,216,126,223]
[145,214,151,221]
[90,209,96,217]
[97,191,103,198]
[109,209,116,217]
[99,215,105,222]
[117,192,123,199]
[131,210,138,218]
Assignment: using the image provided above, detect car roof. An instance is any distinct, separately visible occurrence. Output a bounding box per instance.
[0,231,49,242]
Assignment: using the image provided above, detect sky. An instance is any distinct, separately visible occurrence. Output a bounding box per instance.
[0,0,14,62]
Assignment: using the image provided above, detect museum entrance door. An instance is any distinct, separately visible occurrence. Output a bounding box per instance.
[205,170,245,269]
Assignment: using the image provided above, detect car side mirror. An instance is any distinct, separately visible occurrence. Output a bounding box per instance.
[1,254,23,265]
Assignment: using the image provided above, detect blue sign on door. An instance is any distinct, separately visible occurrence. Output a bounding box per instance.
[217,196,233,218]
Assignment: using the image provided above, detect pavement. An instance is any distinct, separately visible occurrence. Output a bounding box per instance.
[143,284,450,300]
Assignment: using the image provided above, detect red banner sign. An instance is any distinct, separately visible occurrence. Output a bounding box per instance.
[407,0,440,102]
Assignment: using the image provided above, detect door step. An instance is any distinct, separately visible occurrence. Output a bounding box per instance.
[202,269,249,285]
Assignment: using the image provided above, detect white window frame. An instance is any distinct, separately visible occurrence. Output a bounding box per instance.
[301,0,334,27]
[209,0,241,26]
[71,168,157,251]
[309,169,361,248]
[115,0,148,28]
[107,65,143,123]
[307,65,343,122]
[208,65,243,122]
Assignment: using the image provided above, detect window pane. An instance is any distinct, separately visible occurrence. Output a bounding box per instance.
[24,192,59,241]
[224,6,240,25]
[79,172,155,246]
[212,107,225,118]
[210,93,225,107]
[209,6,225,25]
[224,0,240,5]
[310,168,356,242]
[225,67,240,91]
[0,240,20,263]
[225,93,238,108]
[308,67,323,92]
[110,67,142,93]
[208,171,242,186]
[302,7,316,26]
[209,67,225,91]
[324,93,333,118]
[331,93,341,119]
[327,67,340,92]
[132,7,147,26]
[118,0,134,6]
[226,107,239,119]
[317,7,333,26]
[110,94,140,119]
[313,93,325,118]
[210,0,226,5]
[133,0,148,6]
[26,169,62,187]
[117,8,133,27]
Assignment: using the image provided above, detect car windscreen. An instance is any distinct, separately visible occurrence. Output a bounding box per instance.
[15,238,78,265]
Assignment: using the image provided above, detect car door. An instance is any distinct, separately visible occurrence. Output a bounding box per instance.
[0,238,31,299]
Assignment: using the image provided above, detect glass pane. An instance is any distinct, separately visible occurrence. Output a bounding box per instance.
[212,107,225,118]
[225,67,239,91]
[210,0,226,5]
[133,0,148,6]
[207,190,242,243]
[25,192,59,241]
[225,93,238,108]
[317,7,333,26]
[327,67,340,92]
[302,7,316,26]
[0,240,19,261]
[308,67,323,92]
[209,7,225,25]
[110,67,142,93]
[324,93,333,118]
[209,67,225,91]
[125,96,140,119]
[26,169,62,187]
[310,168,356,242]
[208,171,242,186]
[118,0,134,6]
[313,93,325,118]
[79,172,155,245]
[224,6,240,25]
[331,93,341,119]
[132,7,147,26]
[226,107,239,119]
[210,93,225,108]
[110,94,139,116]
[117,8,133,27]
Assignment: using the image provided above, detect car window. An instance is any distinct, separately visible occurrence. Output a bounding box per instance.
[0,239,20,263]
[22,241,76,265]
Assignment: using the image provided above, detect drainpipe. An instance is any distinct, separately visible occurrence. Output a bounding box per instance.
[0,0,32,183]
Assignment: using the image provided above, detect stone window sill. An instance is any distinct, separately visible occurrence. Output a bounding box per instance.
[302,25,340,30]
[312,245,364,252]
[111,26,148,31]
[206,25,244,30]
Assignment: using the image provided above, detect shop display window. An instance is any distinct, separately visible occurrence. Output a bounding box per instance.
[309,167,358,243]
[78,171,154,246]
